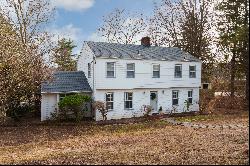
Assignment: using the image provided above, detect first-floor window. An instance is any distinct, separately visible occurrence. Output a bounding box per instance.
[124,92,133,109]
[172,90,179,105]
[106,92,114,110]
[188,90,193,104]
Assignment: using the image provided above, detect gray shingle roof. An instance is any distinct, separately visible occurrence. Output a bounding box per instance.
[86,41,200,62]
[41,71,92,93]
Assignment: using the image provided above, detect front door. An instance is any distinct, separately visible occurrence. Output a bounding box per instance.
[150,91,158,112]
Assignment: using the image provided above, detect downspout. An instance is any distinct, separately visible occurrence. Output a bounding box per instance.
[91,57,96,118]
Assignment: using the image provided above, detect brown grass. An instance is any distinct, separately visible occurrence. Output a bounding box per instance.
[0,115,249,165]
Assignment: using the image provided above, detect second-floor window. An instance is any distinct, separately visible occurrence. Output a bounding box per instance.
[153,64,160,78]
[107,62,115,78]
[124,92,133,109]
[88,63,91,78]
[175,64,182,78]
[106,92,114,110]
[127,63,135,78]
[189,65,196,78]
[172,90,179,105]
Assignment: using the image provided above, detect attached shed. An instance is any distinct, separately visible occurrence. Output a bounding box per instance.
[41,71,92,121]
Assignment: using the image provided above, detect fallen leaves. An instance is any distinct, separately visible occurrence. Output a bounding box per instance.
[0,115,248,165]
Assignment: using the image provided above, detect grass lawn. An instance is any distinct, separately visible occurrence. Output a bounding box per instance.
[0,113,249,165]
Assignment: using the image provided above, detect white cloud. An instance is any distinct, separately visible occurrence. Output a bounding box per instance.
[52,0,95,11]
[48,24,85,54]
[49,24,82,42]
[87,32,107,42]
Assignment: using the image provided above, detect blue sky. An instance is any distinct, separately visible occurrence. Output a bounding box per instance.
[50,0,160,53]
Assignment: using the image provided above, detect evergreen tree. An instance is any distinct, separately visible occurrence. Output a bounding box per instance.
[53,38,77,71]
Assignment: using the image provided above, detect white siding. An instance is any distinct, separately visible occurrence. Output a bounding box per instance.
[77,44,95,90]
[76,44,202,121]
[41,94,58,121]
[94,88,199,121]
[94,58,201,90]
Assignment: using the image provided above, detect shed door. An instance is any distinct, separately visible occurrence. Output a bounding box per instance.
[41,94,57,121]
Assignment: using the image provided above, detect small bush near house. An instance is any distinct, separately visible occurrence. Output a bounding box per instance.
[93,101,108,121]
[142,105,152,117]
[55,94,91,122]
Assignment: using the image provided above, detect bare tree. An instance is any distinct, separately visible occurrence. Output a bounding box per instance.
[0,0,55,118]
[98,8,147,44]
[149,0,216,81]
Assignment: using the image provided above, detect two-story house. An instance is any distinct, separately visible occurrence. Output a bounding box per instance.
[77,37,201,121]
[41,37,201,121]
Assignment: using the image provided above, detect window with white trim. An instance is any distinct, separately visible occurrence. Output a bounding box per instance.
[188,90,193,104]
[189,65,196,78]
[153,64,160,78]
[88,63,91,78]
[107,62,115,78]
[172,90,179,105]
[174,64,182,78]
[124,92,133,109]
[127,63,135,78]
[106,92,114,110]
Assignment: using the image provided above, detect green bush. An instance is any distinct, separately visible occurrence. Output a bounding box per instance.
[56,94,91,122]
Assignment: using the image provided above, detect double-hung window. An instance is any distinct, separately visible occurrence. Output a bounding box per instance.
[189,65,196,78]
[153,64,160,78]
[172,90,179,105]
[88,63,91,78]
[106,92,114,110]
[174,64,182,78]
[107,62,115,78]
[127,63,135,78]
[124,92,133,109]
[188,90,193,104]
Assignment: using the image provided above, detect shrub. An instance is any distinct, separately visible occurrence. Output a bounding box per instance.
[6,102,34,121]
[142,105,152,117]
[56,94,91,122]
[93,101,108,121]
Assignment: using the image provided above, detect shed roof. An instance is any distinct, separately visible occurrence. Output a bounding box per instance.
[41,71,92,93]
[85,41,200,62]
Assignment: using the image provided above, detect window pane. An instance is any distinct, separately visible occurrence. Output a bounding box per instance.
[107,63,114,71]
[153,65,160,71]
[190,72,196,78]
[175,65,182,78]
[173,99,178,105]
[125,101,132,109]
[88,63,91,78]
[153,71,160,78]
[128,93,133,100]
[172,91,178,98]
[127,71,135,78]
[107,71,114,77]
[107,102,113,110]
[188,98,192,104]
[188,91,192,97]
[189,66,195,71]
[127,63,135,70]
[125,92,133,109]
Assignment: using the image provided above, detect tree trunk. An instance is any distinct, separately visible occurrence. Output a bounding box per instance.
[230,52,236,98]
[246,41,249,111]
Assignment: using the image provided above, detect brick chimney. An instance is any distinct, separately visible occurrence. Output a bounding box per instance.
[141,37,151,47]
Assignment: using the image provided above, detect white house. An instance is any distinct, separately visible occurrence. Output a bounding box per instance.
[41,37,201,121]
[78,37,202,121]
